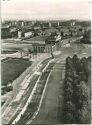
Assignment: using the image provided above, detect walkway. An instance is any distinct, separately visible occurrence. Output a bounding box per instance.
[1,53,51,124]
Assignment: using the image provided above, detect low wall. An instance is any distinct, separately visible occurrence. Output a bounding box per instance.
[1,57,10,62]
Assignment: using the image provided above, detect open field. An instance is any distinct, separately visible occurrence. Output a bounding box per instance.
[2,42,33,52]
[1,50,18,54]
[1,58,32,86]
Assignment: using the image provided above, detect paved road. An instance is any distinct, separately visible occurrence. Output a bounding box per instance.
[32,58,65,124]
[2,38,91,124]
[32,39,91,124]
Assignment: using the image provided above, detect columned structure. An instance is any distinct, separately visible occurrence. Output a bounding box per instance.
[33,44,45,53]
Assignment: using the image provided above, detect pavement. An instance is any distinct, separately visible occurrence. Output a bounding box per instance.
[32,57,65,124]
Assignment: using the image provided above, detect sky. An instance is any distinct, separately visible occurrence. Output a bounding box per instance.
[1,0,92,20]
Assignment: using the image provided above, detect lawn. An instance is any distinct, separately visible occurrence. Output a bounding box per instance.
[1,50,18,54]
[1,58,32,86]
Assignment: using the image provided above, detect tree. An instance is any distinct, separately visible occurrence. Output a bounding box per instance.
[65,76,73,83]
[80,29,91,44]
[72,55,82,73]
[74,81,90,109]
[81,57,88,81]
[78,106,91,124]
[63,101,76,124]
[66,57,75,71]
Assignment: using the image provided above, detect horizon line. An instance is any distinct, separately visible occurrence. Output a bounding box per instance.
[1,18,91,21]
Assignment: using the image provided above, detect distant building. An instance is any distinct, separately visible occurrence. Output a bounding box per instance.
[32,43,45,53]
[34,26,41,30]
[49,22,52,28]
[23,36,47,53]
[45,44,52,53]
[21,21,24,26]
[71,21,76,26]
[56,34,61,42]
[50,21,58,27]
[44,27,58,36]
[24,31,34,38]
[45,35,56,45]
[42,22,50,29]
[10,27,18,38]
[18,30,22,38]
[60,27,70,36]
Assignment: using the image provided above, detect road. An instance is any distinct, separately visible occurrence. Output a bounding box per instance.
[2,37,91,124]
[32,40,91,124]
[32,57,65,124]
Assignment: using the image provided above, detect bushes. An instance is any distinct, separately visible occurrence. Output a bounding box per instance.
[62,55,91,124]
[78,105,91,124]
[63,101,76,124]
[74,82,90,109]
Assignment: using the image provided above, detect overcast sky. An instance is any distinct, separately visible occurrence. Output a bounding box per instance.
[1,0,92,20]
